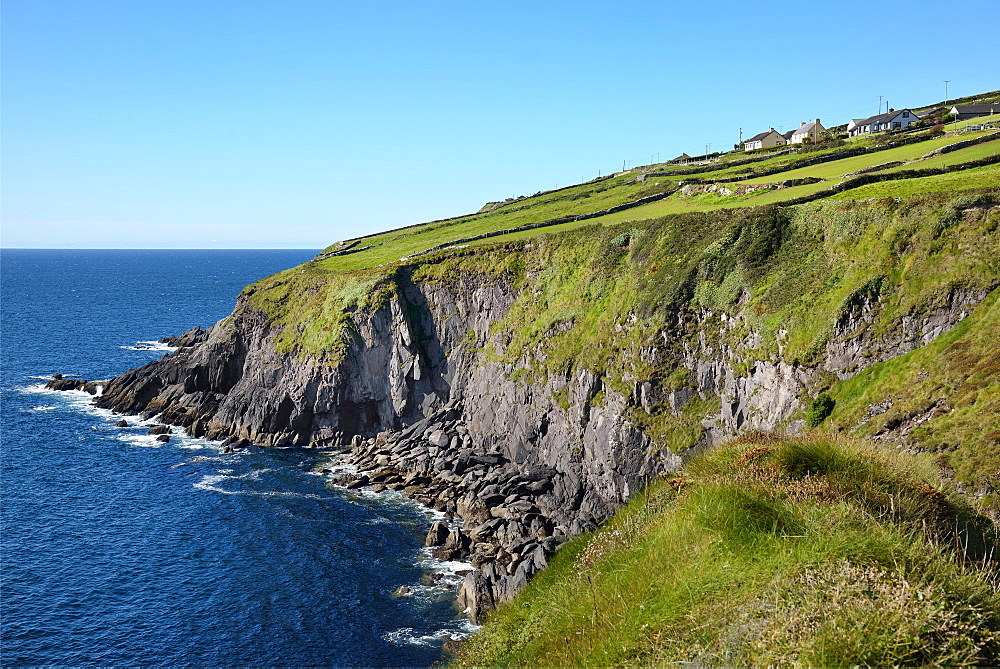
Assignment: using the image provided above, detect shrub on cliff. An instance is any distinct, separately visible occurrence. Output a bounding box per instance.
[805,392,835,426]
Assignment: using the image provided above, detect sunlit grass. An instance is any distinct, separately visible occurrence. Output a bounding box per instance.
[453,435,1000,666]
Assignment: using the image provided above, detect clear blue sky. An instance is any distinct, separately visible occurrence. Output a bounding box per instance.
[2,0,997,249]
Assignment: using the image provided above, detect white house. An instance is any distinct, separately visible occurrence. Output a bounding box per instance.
[789,118,825,144]
[743,128,785,151]
[848,109,919,137]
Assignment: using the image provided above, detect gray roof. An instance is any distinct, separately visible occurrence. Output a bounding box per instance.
[792,121,818,135]
[746,130,777,143]
[950,104,999,114]
[856,109,915,127]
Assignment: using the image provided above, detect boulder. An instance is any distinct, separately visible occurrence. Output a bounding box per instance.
[427,430,450,448]
[46,378,86,391]
[156,435,170,443]
[456,572,495,624]
[425,520,450,547]
[147,425,172,436]
[116,419,129,428]
[445,528,472,553]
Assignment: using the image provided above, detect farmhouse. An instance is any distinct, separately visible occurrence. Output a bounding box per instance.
[743,128,785,151]
[789,118,825,144]
[949,104,999,120]
[848,109,918,137]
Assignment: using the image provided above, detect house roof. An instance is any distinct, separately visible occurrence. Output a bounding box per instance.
[746,130,777,143]
[782,129,795,140]
[792,121,818,136]
[950,104,999,114]
[856,109,915,127]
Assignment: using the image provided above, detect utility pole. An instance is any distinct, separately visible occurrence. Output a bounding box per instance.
[878,95,883,114]
[944,80,950,105]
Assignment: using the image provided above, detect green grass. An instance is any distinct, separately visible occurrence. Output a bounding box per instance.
[944,113,1000,132]
[881,138,1000,172]
[302,131,987,275]
[826,163,1000,200]
[452,435,1000,666]
[313,173,666,271]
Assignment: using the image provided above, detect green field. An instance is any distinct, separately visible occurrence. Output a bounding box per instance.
[827,162,1000,199]
[882,137,1000,172]
[741,132,994,183]
[310,130,996,272]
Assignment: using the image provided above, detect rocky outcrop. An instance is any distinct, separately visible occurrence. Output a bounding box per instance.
[45,375,106,395]
[158,326,211,348]
[333,401,580,622]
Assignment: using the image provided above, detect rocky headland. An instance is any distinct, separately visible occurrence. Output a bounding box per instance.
[48,196,1000,622]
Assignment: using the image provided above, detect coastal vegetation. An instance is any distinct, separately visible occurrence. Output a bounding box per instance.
[451,434,1000,665]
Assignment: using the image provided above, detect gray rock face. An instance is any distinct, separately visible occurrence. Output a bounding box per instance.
[89,265,986,621]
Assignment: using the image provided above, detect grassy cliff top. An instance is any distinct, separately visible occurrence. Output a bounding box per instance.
[452,434,1000,666]
[300,127,998,274]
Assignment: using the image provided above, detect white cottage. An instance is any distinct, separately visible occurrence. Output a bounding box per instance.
[789,119,825,144]
[849,109,918,137]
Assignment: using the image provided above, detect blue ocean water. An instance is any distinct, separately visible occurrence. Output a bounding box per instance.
[0,250,470,667]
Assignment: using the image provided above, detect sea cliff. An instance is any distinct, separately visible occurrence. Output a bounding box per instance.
[85,194,1000,620]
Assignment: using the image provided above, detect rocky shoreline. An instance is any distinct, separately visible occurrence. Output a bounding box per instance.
[326,400,571,623]
[43,375,567,623]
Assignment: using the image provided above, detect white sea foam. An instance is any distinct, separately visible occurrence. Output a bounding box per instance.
[121,341,178,352]
[383,619,480,646]
[192,469,328,499]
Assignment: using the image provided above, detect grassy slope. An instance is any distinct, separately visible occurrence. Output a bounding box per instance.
[453,435,1000,666]
[739,133,989,183]
[827,162,1000,199]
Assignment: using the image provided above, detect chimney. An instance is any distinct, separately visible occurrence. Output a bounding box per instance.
[815,118,820,124]
[769,127,775,131]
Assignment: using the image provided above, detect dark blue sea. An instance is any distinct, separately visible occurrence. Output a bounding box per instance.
[0,249,472,667]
